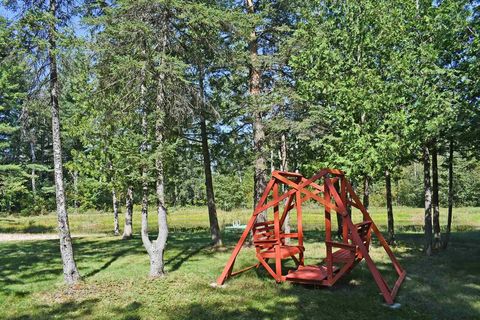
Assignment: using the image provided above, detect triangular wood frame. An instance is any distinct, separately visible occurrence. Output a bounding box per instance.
[216,169,406,305]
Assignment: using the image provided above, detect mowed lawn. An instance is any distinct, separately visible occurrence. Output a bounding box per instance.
[0,207,479,319]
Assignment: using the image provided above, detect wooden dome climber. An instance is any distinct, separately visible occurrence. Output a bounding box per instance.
[216,169,406,305]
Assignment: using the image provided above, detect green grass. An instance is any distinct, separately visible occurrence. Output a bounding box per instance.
[0,207,479,319]
[1,206,479,235]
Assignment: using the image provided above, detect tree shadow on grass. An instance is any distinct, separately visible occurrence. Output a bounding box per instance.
[203,230,480,320]
[1,227,478,319]
[7,298,101,320]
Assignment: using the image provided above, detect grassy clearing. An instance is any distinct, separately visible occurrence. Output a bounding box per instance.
[0,207,479,319]
[1,206,479,235]
[0,229,479,319]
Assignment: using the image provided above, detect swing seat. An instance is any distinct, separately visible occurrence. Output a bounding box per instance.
[324,220,372,264]
[253,220,304,260]
[259,245,304,259]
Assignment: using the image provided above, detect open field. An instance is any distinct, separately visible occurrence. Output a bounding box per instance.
[1,206,480,235]
[0,207,479,319]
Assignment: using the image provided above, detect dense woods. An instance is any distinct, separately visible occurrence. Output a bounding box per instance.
[1,0,479,282]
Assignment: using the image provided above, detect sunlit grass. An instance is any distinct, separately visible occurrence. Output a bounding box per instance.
[1,206,479,235]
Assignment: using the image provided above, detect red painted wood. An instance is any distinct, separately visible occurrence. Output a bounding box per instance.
[216,169,405,305]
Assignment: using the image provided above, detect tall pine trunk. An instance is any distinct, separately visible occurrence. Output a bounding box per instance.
[48,0,80,285]
[280,133,290,242]
[30,139,36,197]
[334,180,343,239]
[431,145,441,249]
[112,189,119,236]
[363,175,370,210]
[385,169,395,244]
[443,140,454,249]
[199,70,222,247]
[423,146,433,255]
[246,0,267,221]
[122,185,133,239]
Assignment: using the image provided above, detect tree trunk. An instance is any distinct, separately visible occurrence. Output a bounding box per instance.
[280,133,290,243]
[443,140,454,249]
[140,29,169,278]
[112,189,120,236]
[199,71,222,247]
[246,0,267,222]
[363,175,370,210]
[30,140,36,197]
[72,170,79,214]
[122,185,133,239]
[334,180,342,239]
[153,117,168,277]
[431,145,441,249]
[385,169,395,245]
[138,54,166,277]
[48,0,80,285]
[423,146,433,255]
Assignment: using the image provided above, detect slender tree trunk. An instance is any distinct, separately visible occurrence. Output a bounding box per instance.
[199,71,222,247]
[431,145,441,249]
[122,185,133,239]
[423,146,433,255]
[138,54,165,277]
[334,180,343,239]
[443,140,454,249]
[385,169,395,245]
[363,175,370,210]
[30,140,36,197]
[280,133,290,242]
[48,0,80,285]
[270,149,275,173]
[153,119,168,277]
[72,170,78,214]
[246,0,267,222]
[112,189,120,236]
[140,28,169,278]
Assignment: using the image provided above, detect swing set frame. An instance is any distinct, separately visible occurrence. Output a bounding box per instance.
[216,169,406,305]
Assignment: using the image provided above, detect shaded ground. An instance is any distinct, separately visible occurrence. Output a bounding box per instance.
[0,228,479,319]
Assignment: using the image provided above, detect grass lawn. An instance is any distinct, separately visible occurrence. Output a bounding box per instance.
[0,207,479,319]
[1,206,479,234]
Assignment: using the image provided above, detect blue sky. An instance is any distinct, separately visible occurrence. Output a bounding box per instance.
[0,4,89,38]
[0,5,14,19]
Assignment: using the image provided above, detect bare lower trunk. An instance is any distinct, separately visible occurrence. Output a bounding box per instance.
[49,0,80,285]
[200,117,222,246]
[385,169,395,245]
[280,134,290,242]
[443,140,454,249]
[122,185,133,239]
[199,71,222,247]
[153,150,168,277]
[142,31,169,278]
[423,146,433,255]
[112,189,120,236]
[246,0,267,222]
[431,145,441,249]
[363,176,370,210]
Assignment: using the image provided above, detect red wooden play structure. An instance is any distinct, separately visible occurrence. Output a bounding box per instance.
[216,169,406,304]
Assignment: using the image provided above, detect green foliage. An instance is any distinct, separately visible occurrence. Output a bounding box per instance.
[0,0,479,215]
